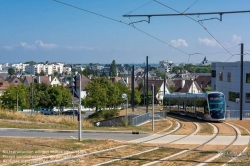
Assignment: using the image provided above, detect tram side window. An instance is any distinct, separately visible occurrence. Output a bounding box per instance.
[196,98,206,116]
[163,98,170,111]
[186,98,195,114]
[170,98,179,112]
[179,98,185,112]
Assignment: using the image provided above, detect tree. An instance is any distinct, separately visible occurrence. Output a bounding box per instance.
[172,66,184,73]
[134,89,142,105]
[204,86,211,92]
[40,70,46,76]
[82,77,108,112]
[155,70,167,79]
[106,83,120,108]
[8,68,15,77]
[1,84,28,110]
[54,71,59,77]
[169,85,175,93]
[47,86,62,110]
[110,60,117,77]
[24,61,36,65]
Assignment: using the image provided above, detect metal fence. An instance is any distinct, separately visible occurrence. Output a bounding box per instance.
[132,113,150,126]
[153,111,167,119]
[131,111,167,126]
[226,110,250,119]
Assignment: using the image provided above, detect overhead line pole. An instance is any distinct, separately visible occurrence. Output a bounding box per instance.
[240,43,243,120]
[123,10,250,18]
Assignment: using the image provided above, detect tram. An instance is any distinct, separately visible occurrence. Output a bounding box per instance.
[163,91,226,121]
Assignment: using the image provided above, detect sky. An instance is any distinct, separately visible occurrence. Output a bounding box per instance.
[1,0,250,64]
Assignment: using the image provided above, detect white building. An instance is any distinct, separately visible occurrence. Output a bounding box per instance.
[25,63,64,75]
[211,62,250,111]
[11,63,28,72]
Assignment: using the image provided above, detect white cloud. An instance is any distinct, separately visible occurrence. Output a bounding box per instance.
[170,39,188,47]
[231,34,242,44]
[198,38,218,47]
[2,45,13,50]
[35,40,57,49]
[20,42,36,50]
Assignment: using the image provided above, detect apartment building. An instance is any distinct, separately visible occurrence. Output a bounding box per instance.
[211,62,250,111]
[25,63,64,75]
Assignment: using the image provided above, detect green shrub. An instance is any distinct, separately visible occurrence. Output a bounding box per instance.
[88,109,119,121]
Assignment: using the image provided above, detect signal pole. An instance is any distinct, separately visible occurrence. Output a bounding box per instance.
[240,43,243,120]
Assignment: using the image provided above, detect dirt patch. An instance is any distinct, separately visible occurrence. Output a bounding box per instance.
[204,145,247,166]
[212,122,236,136]
[226,120,250,135]
[83,144,155,165]
[172,121,196,135]
[141,119,172,133]
[156,150,216,166]
[163,144,199,150]
[195,122,214,135]
[0,138,125,165]
[107,147,182,166]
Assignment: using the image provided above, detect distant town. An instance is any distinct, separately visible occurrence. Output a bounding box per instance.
[0,56,249,112]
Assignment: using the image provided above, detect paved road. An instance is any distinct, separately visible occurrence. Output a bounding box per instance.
[0,130,149,141]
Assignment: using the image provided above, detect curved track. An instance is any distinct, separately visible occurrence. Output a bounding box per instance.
[92,117,199,166]
[25,118,180,166]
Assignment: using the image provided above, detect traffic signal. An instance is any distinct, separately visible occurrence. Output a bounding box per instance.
[71,75,77,92]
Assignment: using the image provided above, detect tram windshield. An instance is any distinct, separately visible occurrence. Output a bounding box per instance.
[208,93,225,119]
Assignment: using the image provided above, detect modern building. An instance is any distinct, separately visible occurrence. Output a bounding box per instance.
[211,62,250,111]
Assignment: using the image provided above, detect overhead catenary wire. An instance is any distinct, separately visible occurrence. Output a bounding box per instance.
[125,0,154,15]
[152,0,234,57]
[53,0,189,55]
[182,0,200,13]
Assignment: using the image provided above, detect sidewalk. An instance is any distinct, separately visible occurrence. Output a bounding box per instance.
[0,128,148,134]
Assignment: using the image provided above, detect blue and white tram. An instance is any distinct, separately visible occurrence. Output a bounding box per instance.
[163,92,226,121]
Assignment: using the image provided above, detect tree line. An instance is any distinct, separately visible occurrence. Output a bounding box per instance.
[0,83,72,111]
[0,77,143,112]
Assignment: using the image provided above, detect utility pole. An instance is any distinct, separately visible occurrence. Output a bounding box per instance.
[146,56,148,113]
[240,43,243,120]
[152,84,155,131]
[131,65,134,112]
[78,74,82,140]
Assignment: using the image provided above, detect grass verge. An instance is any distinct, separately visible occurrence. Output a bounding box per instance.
[0,137,124,165]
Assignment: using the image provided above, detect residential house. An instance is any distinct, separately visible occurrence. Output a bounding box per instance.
[172,79,202,94]
[50,76,61,87]
[6,76,22,86]
[23,76,36,87]
[193,73,211,92]
[0,76,10,96]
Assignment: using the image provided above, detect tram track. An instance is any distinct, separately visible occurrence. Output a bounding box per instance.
[90,117,198,166]
[141,122,219,166]
[195,122,239,166]
[221,122,250,165]
[26,118,180,166]
[141,118,240,166]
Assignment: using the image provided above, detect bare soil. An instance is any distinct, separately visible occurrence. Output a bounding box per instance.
[0,138,124,165]
[226,119,250,135]
[172,121,196,135]
[212,122,236,136]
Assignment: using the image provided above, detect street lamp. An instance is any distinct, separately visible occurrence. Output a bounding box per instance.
[122,93,128,126]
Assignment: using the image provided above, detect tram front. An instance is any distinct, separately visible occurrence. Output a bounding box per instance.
[207,92,226,121]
